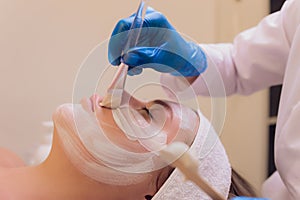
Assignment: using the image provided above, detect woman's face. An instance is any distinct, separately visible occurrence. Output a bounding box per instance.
[52,91,199,184]
[54,91,199,155]
[80,92,199,153]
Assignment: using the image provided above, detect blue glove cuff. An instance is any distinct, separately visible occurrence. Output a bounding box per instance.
[170,42,207,77]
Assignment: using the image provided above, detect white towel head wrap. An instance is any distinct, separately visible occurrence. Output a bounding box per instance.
[152,111,231,200]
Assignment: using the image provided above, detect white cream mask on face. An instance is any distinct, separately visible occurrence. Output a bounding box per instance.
[112,99,200,154]
[112,103,168,151]
[53,99,199,185]
[54,103,157,185]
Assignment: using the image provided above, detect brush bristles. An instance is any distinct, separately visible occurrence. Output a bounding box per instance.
[100,89,124,109]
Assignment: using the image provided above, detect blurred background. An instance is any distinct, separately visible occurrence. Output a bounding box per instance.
[0,0,285,194]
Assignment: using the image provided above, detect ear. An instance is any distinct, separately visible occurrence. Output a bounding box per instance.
[157,166,174,190]
[145,166,174,198]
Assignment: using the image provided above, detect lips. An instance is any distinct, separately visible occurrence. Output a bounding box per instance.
[80,94,104,112]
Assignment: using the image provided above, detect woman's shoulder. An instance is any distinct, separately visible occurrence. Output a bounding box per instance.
[0,147,25,168]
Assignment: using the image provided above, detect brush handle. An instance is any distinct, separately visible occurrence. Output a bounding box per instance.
[123,0,148,52]
[173,155,226,200]
[178,162,226,200]
[101,0,148,108]
[100,63,128,108]
[107,63,128,91]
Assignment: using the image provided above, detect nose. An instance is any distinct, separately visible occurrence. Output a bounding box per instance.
[121,91,147,110]
[96,91,147,110]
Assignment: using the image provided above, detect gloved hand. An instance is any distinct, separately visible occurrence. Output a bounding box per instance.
[108,7,207,76]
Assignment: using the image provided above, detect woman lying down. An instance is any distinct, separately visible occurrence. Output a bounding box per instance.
[0,92,256,199]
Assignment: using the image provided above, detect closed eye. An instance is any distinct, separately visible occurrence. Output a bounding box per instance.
[138,107,152,122]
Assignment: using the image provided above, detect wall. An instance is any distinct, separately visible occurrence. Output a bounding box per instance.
[0,0,269,194]
[0,0,216,160]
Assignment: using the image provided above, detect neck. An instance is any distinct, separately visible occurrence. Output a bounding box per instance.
[32,128,154,200]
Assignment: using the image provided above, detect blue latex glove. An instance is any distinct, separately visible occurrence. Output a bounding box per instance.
[108,7,207,76]
[231,197,269,200]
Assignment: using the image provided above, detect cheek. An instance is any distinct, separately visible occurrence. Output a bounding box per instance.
[95,108,148,153]
[164,115,181,144]
[167,110,199,146]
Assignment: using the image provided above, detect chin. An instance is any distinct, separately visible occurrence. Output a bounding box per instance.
[52,103,77,134]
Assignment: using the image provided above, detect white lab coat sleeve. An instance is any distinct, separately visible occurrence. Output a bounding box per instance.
[200,6,292,96]
[162,0,291,97]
